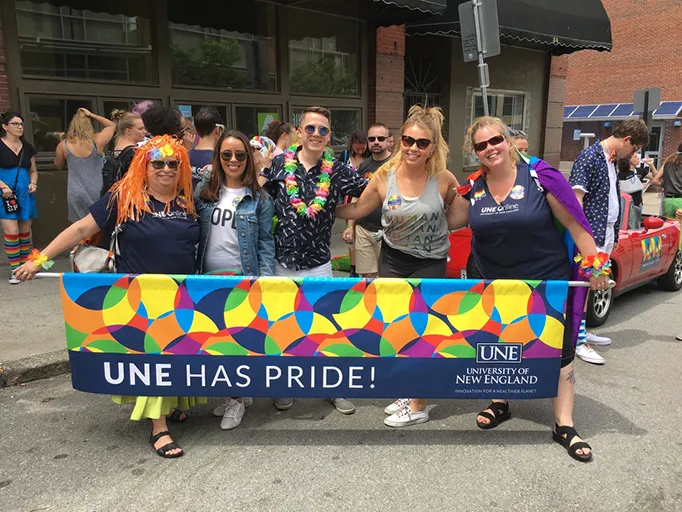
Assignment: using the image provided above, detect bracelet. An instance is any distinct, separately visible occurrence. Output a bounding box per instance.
[30,182,37,188]
[27,249,54,270]
[574,252,611,279]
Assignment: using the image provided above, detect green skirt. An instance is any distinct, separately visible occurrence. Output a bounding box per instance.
[662,198,682,250]
[112,396,208,421]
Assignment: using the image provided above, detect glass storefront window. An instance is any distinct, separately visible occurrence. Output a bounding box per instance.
[169,4,277,91]
[288,11,359,96]
[235,106,282,138]
[16,1,156,83]
[473,91,526,130]
[27,96,93,152]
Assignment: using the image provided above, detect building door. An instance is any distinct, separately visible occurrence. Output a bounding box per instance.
[645,124,664,167]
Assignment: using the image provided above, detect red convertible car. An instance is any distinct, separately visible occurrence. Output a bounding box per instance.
[447,193,682,326]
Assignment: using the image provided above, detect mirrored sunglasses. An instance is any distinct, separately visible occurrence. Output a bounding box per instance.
[304,125,330,137]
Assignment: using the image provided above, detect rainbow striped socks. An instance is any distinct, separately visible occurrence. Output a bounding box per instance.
[3,233,20,270]
[19,232,31,264]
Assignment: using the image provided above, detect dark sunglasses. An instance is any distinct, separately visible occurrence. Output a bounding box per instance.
[304,125,330,137]
[473,135,505,153]
[368,136,387,143]
[150,159,179,170]
[401,135,432,150]
[220,150,248,162]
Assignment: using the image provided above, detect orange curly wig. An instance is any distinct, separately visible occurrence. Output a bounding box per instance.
[107,134,195,225]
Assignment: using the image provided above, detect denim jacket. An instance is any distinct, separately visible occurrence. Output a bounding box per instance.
[195,172,275,276]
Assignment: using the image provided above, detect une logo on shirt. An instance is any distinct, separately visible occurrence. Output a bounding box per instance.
[480,204,520,215]
[387,195,402,210]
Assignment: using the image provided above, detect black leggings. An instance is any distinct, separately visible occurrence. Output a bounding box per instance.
[466,254,575,368]
[378,241,447,278]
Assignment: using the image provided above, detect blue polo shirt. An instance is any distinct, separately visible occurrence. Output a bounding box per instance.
[569,140,621,247]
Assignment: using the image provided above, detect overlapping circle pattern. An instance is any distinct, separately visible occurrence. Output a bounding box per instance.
[61,274,567,358]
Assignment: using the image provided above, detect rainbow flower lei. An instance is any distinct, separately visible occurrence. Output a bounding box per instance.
[574,252,612,279]
[283,144,333,218]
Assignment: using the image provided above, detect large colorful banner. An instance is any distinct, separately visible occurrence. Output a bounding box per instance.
[60,274,569,399]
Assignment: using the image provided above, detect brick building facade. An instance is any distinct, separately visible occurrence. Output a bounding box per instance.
[561,0,682,164]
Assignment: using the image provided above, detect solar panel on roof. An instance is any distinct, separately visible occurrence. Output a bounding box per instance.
[589,104,618,117]
[569,105,598,119]
[653,101,682,116]
[564,106,578,118]
[611,104,634,117]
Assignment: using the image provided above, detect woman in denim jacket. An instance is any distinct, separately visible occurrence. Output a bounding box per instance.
[195,129,275,429]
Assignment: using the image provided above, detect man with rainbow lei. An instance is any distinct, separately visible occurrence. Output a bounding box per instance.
[259,105,368,414]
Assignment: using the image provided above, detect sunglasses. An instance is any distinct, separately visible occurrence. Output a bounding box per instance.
[150,159,179,170]
[220,150,248,162]
[304,125,330,137]
[368,136,387,143]
[473,135,505,153]
[401,135,432,150]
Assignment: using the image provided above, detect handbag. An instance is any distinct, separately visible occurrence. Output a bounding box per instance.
[619,172,644,194]
[2,146,25,215]
[70,224,122,273]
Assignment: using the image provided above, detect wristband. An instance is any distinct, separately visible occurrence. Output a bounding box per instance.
[574,252,611,279]
[28,249,55,270]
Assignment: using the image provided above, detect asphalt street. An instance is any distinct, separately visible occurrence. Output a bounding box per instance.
[2,279,682,512]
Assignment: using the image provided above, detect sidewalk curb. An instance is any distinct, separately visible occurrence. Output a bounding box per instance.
[0,350,70,388]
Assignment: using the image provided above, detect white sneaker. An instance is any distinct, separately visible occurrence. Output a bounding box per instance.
[8,272,20,285]
[213,397,253,417]
[384,405,429,428]
[676,334,682,341]
[384,398,411,415]
[220,398,245,430]
[586,332,611,346]
[576,343,605,365]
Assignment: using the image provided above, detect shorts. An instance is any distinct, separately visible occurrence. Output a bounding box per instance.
[354,224,381,275]
[378,241,446,278]
[466,254,575,368]
[275,261,332,277]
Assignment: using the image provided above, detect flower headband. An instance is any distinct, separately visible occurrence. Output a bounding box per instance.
[147,143,175,161]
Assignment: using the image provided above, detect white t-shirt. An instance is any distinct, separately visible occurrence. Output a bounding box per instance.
[203,186,248,274]
[602,146,620,225]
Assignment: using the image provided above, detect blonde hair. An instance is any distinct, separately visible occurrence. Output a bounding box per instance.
[379,105,449,177]
[66,110,95,144]
[111,109,141,141]
[463,116,519,169]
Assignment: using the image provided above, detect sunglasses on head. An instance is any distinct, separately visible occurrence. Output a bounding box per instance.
[368,136,387,143]
[304,125,330,137]
[220,150,248,162]
[150,159,179,170]
[401,135,432,150]
[474,135,506,153]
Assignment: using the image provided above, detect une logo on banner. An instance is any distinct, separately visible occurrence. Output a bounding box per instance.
[476,343,523,364]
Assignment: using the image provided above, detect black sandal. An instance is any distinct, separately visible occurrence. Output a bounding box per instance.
[150,430,184,459]
[167,409,188,423]
[476,401,511,430]
[553,424,592,462]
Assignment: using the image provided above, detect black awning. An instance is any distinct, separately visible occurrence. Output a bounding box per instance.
[368,0,447,26]
[406,0,612,55]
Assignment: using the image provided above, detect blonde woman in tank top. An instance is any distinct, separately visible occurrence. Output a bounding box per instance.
[54,108,115,222]
[337,105,459,428]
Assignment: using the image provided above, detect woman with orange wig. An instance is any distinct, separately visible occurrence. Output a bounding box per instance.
[14,135,203,458]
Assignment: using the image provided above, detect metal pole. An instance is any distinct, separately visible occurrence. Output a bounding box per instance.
[472,0,489,116]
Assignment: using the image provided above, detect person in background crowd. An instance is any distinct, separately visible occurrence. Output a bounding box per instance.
[250,136,276,177]
[260,106,367,414]
[183,116,199,149]
[130,100,155,118]
[141,106,194,152]
[189,107,224,188]
[653,142,682,221]
[337,106,458,427]
[14,135,201,458]
[341,130,369,276]
[569,119,649,365]
[444,116,607,461]
[0,112,38,284]
[265,120,294,157]
[509,129,529,154]
[101,110,146,195]
[618,152,654,209]
[344,123,393,278]
[54,108,116,223]
[195,129,275,430]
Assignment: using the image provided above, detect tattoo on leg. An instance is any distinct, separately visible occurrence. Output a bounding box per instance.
[566,369,576,384]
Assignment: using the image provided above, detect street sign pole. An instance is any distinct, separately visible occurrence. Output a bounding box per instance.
[473,0,490,116]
